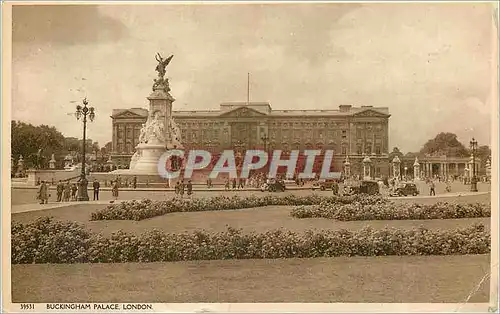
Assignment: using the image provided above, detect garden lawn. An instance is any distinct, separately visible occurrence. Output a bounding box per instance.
[11,206,490,238]
[12,254,490,303]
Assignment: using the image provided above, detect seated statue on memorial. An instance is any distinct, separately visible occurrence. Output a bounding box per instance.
[170,118,183,145]
[138,123,148,144]
[129,150,140,169]
[146,112,166,144]
[137,112,166,144]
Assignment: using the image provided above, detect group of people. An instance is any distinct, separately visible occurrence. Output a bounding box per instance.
[35,177,119,204]
[224,178,246,190]
[56,180,78,202]
[174,180,193,197]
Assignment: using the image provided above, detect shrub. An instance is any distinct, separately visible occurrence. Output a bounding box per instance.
[12,217,490,264]
[290,201,491,221]
[91,194,388,221]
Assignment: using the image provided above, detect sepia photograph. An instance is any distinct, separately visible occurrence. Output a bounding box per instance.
[3,1,499,312]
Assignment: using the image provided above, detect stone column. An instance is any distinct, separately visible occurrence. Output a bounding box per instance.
[392,156,401,180]
[455,163,459,175]
[413,157,420,180]
[131,126,135,150]
[344,156,351,178]
[363,155,371,180]
[224,122,231,148]
[49,154,56,169]
[113,124,118,152]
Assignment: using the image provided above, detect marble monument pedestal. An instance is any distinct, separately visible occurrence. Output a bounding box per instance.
[111,142,166,176]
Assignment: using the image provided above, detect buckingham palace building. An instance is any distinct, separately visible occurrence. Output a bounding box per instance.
[110,102,392,177]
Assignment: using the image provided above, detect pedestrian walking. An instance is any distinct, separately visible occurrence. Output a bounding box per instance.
[332,181,339,195]
[93,179,100,201]
[112,180,119,201]
[133,176,137,189]
[232,178,237,190]
[429,180,436,196]
[37,180,49,204]
[56,180,64,202]
[175,181,180,197]
[63,181,71,202]
[179,180,185,198]
[238,178,244,189]
[207,178,212,188]
[71,183,78,201]
[187,180,193,197]
[224,179,230,191]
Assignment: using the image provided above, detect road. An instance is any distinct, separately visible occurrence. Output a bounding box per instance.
[11,180,491,205]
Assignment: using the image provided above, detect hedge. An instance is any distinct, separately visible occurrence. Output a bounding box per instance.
[12,217,490,264]
[90,194,388,221]
[290,201,491,221]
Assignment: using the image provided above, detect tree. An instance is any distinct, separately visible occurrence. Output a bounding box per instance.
[475,145,491,173]
[11,120,101,169]
[419,132,469,157]
[63,137,81,152]
[11,121,66,168]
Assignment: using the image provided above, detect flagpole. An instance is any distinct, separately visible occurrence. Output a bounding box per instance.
[247,72,250,106]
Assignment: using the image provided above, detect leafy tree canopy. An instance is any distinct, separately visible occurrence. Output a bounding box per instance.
[475,145,491,166]
[11,120,100,168]
[419,132,469,157]
[11,121,66,166]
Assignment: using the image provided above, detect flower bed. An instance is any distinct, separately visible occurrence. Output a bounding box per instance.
[290,201,491,221]
[90,194,389,221]
[12,217,490,264]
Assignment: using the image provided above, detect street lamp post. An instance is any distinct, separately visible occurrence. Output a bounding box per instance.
[75,98,95,201]
[470,138,478,192]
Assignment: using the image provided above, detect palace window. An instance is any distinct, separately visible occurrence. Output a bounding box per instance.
[342,130,347,139]
[341,146,347,155]
[366,145,372,155]
[375,146,381,155]
[356,145,362,155]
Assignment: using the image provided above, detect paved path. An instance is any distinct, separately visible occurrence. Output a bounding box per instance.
[11,191,490,214]
[11,185,308,192]
[12,200,126,214]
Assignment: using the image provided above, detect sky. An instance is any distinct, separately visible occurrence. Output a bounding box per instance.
[11,3,496,152]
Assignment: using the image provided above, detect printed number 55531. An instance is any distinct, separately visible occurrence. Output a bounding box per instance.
[20,304,35,310]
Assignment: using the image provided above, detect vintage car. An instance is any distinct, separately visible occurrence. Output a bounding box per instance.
[261,178,286,192]
[312,179,339,191]
[312,173,342,191]
[343,180,380,195]
[390,182,419,197]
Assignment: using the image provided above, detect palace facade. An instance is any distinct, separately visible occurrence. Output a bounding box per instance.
[110,102,480,180]
[110,102,393,176]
